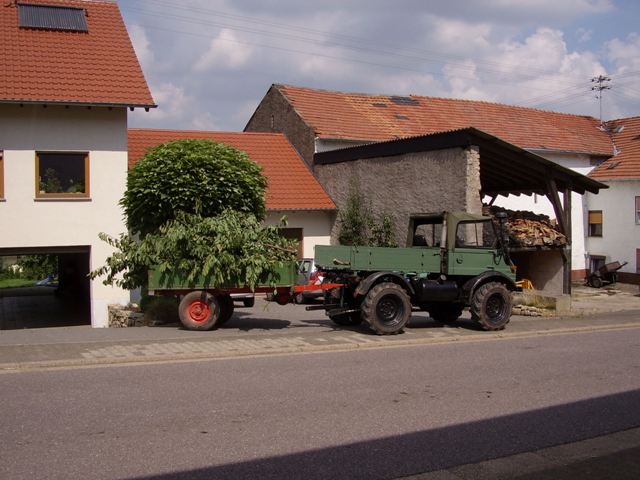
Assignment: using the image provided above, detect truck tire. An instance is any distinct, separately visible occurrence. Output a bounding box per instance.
[329,311,363,326]
[178,291,220,331]
[361,282,411,335]
[430,304,464,324]
[218,294,235,325]
[470,282,512,331]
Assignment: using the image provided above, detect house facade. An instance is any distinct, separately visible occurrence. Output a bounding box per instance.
[245,84,621,281]
[587,117,640,283]
[0,0,155,327]
[128,129,336,259]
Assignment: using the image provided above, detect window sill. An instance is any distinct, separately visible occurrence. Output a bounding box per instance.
[34,197,91,202]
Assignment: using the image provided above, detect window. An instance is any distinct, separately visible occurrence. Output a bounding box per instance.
[455,220,497,248]
[414,223,442,247]
[588,210,603,237]
[636,197,640,225]
[36,152,89,198]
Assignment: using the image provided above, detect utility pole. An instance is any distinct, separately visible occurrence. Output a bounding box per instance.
[591,75,611,124]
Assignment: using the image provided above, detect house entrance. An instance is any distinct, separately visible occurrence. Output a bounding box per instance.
[0,247,91,329]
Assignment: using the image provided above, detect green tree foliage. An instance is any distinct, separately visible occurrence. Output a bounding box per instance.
[17,254,58,280]
[122,139,267,237]
[93,139,296,290]
[92,211,295,290]
[337,180,397,247]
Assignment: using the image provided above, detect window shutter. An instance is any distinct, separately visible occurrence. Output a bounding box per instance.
[588,211,602,224]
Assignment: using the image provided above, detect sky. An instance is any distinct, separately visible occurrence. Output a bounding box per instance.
[121,0,640,132]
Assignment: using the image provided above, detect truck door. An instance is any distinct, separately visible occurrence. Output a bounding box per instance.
[448,220,502,276]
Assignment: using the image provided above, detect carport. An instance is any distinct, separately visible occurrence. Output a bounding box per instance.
[0,246,91,329]
[314,127,608,295]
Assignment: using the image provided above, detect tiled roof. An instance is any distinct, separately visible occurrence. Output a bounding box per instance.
[128,129,336,211]
[275,84,614,156]
[590,117,640,180]
[0,0,155,107]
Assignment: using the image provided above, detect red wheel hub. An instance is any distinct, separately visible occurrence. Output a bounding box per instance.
[186,300,210,323]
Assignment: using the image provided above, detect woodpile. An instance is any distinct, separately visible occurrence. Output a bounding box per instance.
[486,206,567,248]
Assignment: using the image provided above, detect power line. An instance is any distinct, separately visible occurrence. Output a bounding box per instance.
[591,75,611,123]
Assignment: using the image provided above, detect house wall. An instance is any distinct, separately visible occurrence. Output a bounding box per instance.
[244,87,317,169]
[586,179,640,283]
[510,250,564,293]
[0,104,130,327]
[315,146,482,246]
[265,210,334,258]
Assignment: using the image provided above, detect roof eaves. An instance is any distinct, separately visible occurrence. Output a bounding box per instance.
[0,99,158,109]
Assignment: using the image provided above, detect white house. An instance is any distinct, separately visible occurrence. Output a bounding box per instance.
[0,0,155,327]
[586,117,640,284]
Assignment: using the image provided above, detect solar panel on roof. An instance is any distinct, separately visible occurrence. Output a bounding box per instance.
[18,3,88,32]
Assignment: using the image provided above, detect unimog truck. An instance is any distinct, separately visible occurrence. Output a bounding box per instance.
[312,211,517,335]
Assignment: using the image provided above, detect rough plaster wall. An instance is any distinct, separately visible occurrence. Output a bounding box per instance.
[315,147,475,246]
[510,250,564,294]
[244,87,316,168]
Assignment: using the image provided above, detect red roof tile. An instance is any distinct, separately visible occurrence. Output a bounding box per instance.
[0,0,154,107]
[590,116,640,180]
[128,129,336,211]
[276,84,614,156]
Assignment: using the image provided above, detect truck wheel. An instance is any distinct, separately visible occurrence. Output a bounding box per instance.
[329,311,363,326]
[471,282,512,331]
[361,282,411,335]
[178,291,220,331]
[430,304,464,324]
[218,294,235,325]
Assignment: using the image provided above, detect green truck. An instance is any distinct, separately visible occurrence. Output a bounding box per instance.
[312,211,517,334]
[149,211,516,334]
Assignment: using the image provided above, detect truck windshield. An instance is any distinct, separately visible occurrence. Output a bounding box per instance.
[455,220,497,248]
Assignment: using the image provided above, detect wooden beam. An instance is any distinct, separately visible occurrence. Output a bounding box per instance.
[563,189,572,295]
[545,178,568,236]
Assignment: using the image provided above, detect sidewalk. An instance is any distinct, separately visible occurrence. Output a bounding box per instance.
[400,427,640,480]
[1,298,639,371]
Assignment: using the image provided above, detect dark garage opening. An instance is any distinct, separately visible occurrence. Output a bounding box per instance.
[0,247,91,330]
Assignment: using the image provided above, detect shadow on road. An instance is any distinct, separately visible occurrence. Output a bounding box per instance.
[128,389,640,480]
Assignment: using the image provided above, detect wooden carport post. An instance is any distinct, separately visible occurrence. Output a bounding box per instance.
[545,178,572,295]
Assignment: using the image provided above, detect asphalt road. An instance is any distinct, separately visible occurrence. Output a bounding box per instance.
[1,328,640,480]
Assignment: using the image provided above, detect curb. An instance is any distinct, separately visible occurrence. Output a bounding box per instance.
[1,321,639,373]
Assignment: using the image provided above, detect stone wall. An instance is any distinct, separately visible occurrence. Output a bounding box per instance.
[244,86,316,168]
[108,304,144,328]
[315,146,482,246]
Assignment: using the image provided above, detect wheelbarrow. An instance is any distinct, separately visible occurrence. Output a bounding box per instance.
[586,261,628,288]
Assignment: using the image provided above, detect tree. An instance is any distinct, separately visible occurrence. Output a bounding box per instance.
[122,139,267,237]
[337,180,397,247]
[92,140,296,290]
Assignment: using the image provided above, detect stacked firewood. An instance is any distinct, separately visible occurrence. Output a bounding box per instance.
[485,206,567,248]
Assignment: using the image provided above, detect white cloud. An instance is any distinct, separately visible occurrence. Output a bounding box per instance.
[129,24,154,71]
[194,29,254,72]
[576,27,593,43]
[191,112,220,130]
[606,33,640,72]
[130,82,194,126]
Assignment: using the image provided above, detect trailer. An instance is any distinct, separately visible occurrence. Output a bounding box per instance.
[148,263,343,330]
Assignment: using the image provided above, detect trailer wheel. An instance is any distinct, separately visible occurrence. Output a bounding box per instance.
[329,311,363,326]
[361,282,411,335]
[471,282,512,331]
[243,296,255,308]
[178,291,220,331]
[430,304,464,324]
[218,294,235,325]
[588,274,603,288]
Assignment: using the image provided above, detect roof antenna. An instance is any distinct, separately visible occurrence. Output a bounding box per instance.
[591,75,611,125]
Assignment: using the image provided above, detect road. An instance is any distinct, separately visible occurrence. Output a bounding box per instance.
[1,327,640,480]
